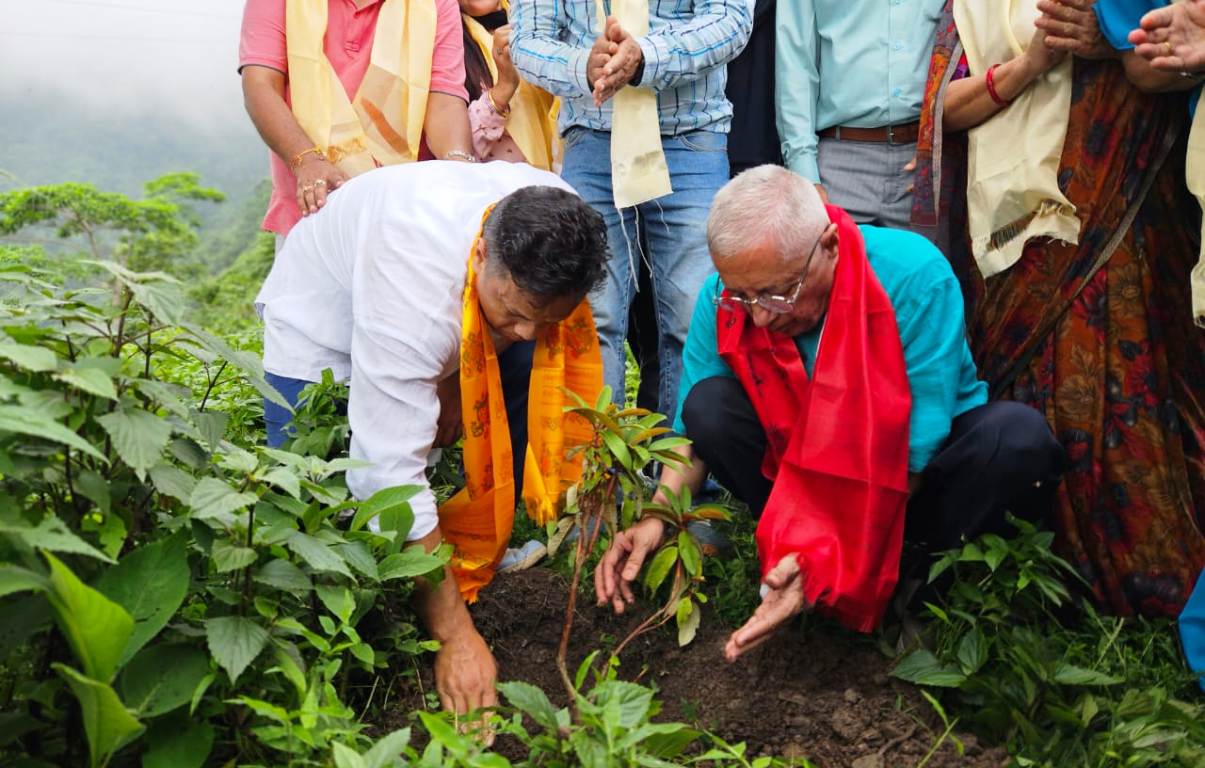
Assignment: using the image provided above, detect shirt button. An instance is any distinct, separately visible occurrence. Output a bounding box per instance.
[892,87,902,98]
[892,40,904,51]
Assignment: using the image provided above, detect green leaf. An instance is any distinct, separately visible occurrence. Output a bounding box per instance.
[676,598,700,647]
[54,366,117,401]
[95,533,189,665]
[189,478,257,525]
[286,531,352,578]
[142,718,214,768]
[205,616,269,684]
[260,467,301,499]
[316,584,355,624]
[335,542,379,581]
[97,407,173,480]
[1052,664,1123,687]
[351,485,419,535]
[644,546,678,594]
[333,743,369,768]
[362,728,413,768]
[53,663,144,768]
[647,436,692,452]
[592,680,653,728]
[117,644,210,717]
[0,515,114,563]
[211,540,257,573]
[0,403,108,462]
[956,628,988,676]
[678,531,701,578]
[193,410,229,453]
[0,339,57,372]
[601,430,632,470]
[0,564,49,598]
[379,546,445,581]
[890,649,967,688]
[182,324,293,411]
[136,380,194,420]
[253,559,313,593]
[499,680,560,730]
[44,552,133,682]
[149,464,196,502]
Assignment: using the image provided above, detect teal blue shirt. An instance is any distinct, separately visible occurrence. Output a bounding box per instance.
[673,226,988,473]
[775,0,946,181]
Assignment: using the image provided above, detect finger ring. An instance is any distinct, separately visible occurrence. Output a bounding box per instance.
[315,179,327,186]
[1165,41,1174,56]
[303,184,314,191]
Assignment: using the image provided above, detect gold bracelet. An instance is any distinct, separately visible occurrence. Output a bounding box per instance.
[290,146,325,169]
[486,89,511,117]
[443,150,479,163]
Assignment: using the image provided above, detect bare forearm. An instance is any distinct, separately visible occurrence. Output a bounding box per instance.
[944,56,1044,132]
[411,526,475,644]
[241,66,316,165]
[652,445,707,503]
[1121,51,1200,92]
[424,92,475,159]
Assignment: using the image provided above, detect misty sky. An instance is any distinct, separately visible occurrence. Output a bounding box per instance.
[1,0,250,132]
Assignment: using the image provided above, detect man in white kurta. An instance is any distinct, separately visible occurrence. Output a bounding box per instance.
[255,160,608,718]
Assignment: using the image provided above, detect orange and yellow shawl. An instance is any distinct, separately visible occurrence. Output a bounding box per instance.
[437,209,603,600]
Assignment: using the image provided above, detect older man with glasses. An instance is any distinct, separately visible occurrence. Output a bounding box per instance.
[594,166,1066,657]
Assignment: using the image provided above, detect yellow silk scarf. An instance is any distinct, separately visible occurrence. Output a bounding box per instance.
[1187,90,1205,329]
[285,0,434,176]
[463,1,562,171]
[594,0,672,208]
[437,207,604,600]
[954,0,1081,278]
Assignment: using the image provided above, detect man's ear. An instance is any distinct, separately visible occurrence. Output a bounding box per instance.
[473,239,488,272]
[820,222,840,257]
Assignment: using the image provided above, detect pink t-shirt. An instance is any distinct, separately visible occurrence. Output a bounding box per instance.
[239,0,469,235]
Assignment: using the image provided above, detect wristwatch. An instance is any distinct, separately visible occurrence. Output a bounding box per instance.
[629,56,645,87]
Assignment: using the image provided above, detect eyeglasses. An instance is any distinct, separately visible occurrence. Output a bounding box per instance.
[712,227,827,315]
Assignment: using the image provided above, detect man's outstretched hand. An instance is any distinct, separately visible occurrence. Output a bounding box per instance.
[1130,0,1205,73]
[594,516,665,614]
[724,554,809,662]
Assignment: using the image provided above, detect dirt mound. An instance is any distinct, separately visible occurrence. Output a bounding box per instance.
[386,568,1006,768]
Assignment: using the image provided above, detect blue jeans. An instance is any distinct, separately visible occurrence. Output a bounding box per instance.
[264,342,536,485]
[561,128,729,422]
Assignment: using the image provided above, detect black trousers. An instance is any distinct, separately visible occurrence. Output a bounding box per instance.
[680,377,1067,552]
[499,340,535,486]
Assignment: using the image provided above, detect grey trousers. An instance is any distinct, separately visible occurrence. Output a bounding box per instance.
[817,137,919,233]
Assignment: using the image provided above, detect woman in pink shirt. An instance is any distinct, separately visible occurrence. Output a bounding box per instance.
[461,0,526,163]
[239,0,476,238]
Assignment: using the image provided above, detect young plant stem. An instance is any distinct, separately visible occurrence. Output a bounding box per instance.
[611,564,685,660]
[199,359,228,412]
[556,471,616,708]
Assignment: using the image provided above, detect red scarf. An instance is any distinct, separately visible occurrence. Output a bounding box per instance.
[716,205,911,632]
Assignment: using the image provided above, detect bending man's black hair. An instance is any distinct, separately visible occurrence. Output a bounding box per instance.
[483,186,609,300]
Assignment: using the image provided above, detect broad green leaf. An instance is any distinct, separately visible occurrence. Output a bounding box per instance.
[676,597,699,647]
[97,407,173,480]
[316,584,355,624]
[601,430,632,470]
[253,559,313,593]
[193,410,229,453]
[89,261,185,325]
[53,663,144,768]
[362,728,413,768]
[217,444,257,475]
[142,718,214,768]
[189,478,257,525]
[352,485,419,534]
[379,546,445,581]
[333,743,369,768]
[499,680,560,730]
[644,546,678,594]
[592,680,653,729]
[286,531,352,578]
[0,563,49,598]
[678,531,701,578]
[956,628,988,676]
[75,470,111,515]
[260,467,301,499]
[647,436,692,452]
[205,616,269,684]
[890,649,967,688]
[117,643,210,717]
[0,594,53,661]
[335,541,380,581]
[135,380,193,420]
[571,728,609,768]
[95,533,189,665]
[0,515,114,563]
[55,366,117,401]
[149,463,196,502]
[1052,664,1123,686]
[231,695,290,725]
[0,340,57,372]
[0,404,108,462]
[82,512,126,560]
[44,552,133,682]
[211,540,257,573]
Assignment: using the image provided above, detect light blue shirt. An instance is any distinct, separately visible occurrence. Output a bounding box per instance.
[510,0,753,136]
[673,225,988,473]
[775,0,945,182]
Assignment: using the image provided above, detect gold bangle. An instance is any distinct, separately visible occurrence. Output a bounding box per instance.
[443,150,479,163]
[290,146,325,169]
[486,89,511,117]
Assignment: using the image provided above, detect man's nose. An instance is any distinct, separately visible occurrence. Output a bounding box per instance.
[513,321,537,341]
[749,305,774,328]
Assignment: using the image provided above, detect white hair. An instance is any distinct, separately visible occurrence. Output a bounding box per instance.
[706,165,830,263]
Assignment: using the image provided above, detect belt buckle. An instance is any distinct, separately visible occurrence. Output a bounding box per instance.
[886,124,898,145]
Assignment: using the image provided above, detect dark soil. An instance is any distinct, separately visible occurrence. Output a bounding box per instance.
[384,568,1007,768]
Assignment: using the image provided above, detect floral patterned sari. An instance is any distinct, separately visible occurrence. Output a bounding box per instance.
[914,0,1205,616]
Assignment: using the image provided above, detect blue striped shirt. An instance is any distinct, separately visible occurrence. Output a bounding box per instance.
[510,0,754,136]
